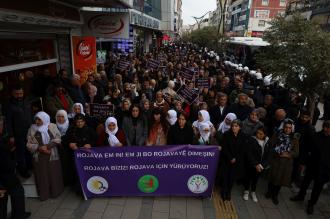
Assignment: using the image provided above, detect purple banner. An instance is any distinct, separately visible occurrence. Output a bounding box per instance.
[75,145,219,199]
[196,78,210,89]
[148,59,160,70]
[177,85,199,105]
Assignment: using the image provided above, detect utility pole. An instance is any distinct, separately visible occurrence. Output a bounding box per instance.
[192,10,212,30]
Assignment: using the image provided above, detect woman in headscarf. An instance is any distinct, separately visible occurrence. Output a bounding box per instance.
[68,103,85,121]
[55,110,71,186]
[26,112,64,201]
[192,110,215,136]
[146,108,169,146]
[55,110,69,137]
[219,119,248,201]
[104,117,127,147]
[167,113,194,145]
[122,104,148,146]
[218,113,237,134]
[167,110,177,126]
[266,119,299,205]
[193,122,217,145]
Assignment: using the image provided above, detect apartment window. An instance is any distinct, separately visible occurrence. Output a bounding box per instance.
[254,10,270,18]
[280,0,286,7]
[262,0,269,6]
[258,20,266,27]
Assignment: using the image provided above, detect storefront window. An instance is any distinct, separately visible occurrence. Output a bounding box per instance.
[0,39,55,67]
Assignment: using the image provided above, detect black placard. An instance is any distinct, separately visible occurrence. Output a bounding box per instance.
[176,85,199,105]
[196,78,210,88]
[90,104,114,120]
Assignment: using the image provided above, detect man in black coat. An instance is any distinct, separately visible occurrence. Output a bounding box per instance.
[4,85,32,178]
[228,93,253,121]
[290,121,330,215]
[0,138,30,219]
[209,93,229,129]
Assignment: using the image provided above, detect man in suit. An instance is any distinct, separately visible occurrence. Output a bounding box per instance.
[209,93,229,129]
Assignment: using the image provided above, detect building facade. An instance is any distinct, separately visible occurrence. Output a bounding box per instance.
[226,0,288,37]
[286,0,330,31]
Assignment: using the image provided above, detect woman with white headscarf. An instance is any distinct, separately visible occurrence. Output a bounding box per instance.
[26,112,64,201]
[68,103,85,119]
[55,110,69,136]
[218,113,237,134]
[192,110,215,136]
[167,110,177,126]
[194,122,215,145]
[104,117,127,147]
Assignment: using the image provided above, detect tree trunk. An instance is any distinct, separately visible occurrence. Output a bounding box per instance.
[306,93,317,124]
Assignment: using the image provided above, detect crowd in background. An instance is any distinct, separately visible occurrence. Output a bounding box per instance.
[1,43,330,218]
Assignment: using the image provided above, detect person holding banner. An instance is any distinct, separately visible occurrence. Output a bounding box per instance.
[167,113,194,145]
[194,122,216,145]
[219,120,248,201]
[146,108,169,146]
[192,110,215,137]
[104,117,126,147]
[26,112,64,201]
[122,105,148,146]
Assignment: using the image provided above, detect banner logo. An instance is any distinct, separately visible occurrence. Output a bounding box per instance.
[137,175,159,193]
[87,176,108,194]
[77,40,93,59]
[187,175,208,194]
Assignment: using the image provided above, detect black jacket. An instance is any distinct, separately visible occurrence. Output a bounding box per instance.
[65,125,97,148]
[4,98,32,137]
[167,123,194,145]
[228,103,252,121]
[0,144,21,190]
[220,130,249,179]
[295,121,315,165]
[247,136,271,169]
[311,131,330,174]
[209,105,229,128]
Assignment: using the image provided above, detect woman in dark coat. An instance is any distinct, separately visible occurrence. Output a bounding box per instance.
[167,113,194,145]
[219,119,248,201]
[266,119,299,205]
[64,114,97,193]
[243,126,271,202]
[122,104,148,146]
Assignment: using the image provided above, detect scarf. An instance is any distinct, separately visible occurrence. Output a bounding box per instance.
[105,117,120,147]
[198,122,211,144]
[58,94,69,111]
[218,113,237,133]
[167,110,177,126]
[56,110,69,136]
[274,131,292,154]
[68,103,85,118]
[193,110,213,129]
[32,111,50,144]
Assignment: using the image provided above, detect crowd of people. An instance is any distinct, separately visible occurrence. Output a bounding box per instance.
[0,43,330,218]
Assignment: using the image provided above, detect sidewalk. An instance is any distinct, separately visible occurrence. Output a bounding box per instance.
[26,191,216,219]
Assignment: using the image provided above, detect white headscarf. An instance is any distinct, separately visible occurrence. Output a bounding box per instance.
[167,110,177,126]
[56,110,69,136]
[193,110,213,129]
[218,113,237,133]
[199,122,211,143]
[105,117,120,147]
[69,103,85,118]
[32,111,51,144]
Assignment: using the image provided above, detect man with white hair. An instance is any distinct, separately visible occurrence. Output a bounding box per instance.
[66,73,86,105]
[162,80,177,99]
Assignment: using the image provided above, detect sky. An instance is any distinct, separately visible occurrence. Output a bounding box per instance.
[182,0,217,26]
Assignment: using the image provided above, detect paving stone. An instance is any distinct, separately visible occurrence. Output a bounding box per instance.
[59,193,83,210]
[83,211,103,219]
[153,198,170,213]
[245,201,267,219]
[26,198,43,214]
[87,198,108,213]
[51,209,74,219]
[151,211,169,219]
[33,205,57,218]
[103,204,123,219]
[108,197,126,206]
[187,198,203,219]
[263,208,283,219]
[169,197,187,219]
[288,208,310,219]
[138,201,153,219]
[121,197,142,219]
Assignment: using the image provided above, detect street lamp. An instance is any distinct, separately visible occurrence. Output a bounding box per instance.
[192,10,212,29]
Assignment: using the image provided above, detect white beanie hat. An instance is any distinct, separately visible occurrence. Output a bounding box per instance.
[249,70,256,76]
[244,66,249,71]
[255,72,263,80]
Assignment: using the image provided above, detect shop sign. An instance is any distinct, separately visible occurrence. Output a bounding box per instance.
[83,12,129,39]
[130,10,160,30]
[72,36,97,84]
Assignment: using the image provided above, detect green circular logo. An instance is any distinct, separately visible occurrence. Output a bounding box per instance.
[137,175,159,193]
